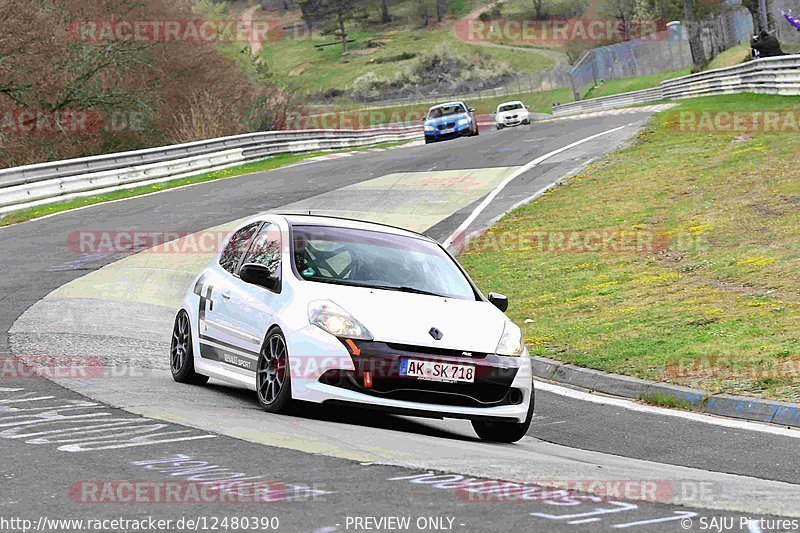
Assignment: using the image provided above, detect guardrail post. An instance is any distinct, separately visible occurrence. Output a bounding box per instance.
[569,73,581,102]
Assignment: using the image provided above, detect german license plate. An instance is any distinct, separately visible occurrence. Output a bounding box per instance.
[441,128,455,134]
[399,359,475,383]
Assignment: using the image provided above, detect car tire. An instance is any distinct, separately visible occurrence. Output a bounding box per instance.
[256,328,292,413]
[496,124,504,130]
[170,310,209,385]
[425,138,433,144]
[523,119,531,125]
[471,387,534,443]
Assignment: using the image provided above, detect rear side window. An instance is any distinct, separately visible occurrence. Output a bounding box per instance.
[219,222,260,274]
[242,223,282,277]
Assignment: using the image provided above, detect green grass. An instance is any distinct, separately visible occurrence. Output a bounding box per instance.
[260,25,555,94]
[638,392,698,411]
[705,45,750,71]
[0,140,412,227]
[583,69,691,100]
[318,88,574,126]
[459,93,800,402]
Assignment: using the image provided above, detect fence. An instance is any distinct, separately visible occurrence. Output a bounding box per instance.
[0,127,421,215]
[769,0,800,49]
[552,54,800,116]
[569,9,753,96]
[338,8,755,110]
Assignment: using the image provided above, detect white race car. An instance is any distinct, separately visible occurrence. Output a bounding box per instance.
[171,214,534,442]
[495,101,531,129]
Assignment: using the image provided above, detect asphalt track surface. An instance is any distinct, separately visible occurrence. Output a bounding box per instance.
[1,112,798,533]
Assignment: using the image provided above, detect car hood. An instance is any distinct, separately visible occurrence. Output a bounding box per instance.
[425,113,470,127]
[305,283,507,353]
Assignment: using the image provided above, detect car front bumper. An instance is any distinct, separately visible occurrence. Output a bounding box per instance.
[498,115,529,127]
[424,122,473,141]
[285,325,532,422]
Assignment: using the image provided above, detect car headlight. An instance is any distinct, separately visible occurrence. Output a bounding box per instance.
[424,124,435,132]
[457,117,471,126]
[308,300,373,340]
[496,321,524,357]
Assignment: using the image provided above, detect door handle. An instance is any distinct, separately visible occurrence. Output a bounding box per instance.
[221,291,231,300]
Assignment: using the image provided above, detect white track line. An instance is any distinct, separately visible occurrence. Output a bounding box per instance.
[536,380,800,439]
[443,125,627,249]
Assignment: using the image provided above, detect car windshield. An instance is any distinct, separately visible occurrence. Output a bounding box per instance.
[499,103,523,112]
[428,104,466,120]
[292,225,477,300]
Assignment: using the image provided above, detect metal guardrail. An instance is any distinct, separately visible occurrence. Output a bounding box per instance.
[552,54,800,116]
[0,127,421,215]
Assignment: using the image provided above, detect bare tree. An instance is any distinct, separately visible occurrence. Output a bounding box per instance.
[532,0,546,19]
[683,0,707,66]
[379,0,391,23]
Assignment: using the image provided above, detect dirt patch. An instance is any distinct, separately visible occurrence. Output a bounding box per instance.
[289,63,310,76]
[349,49,378,57]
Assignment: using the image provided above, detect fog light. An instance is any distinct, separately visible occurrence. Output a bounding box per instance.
[508,388,523,405]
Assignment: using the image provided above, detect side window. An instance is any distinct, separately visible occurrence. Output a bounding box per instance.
[241,223,281,277]
[219,222,260,274]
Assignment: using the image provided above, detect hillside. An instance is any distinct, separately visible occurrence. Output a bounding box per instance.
[0,0,277,168]
[238,0,556,103]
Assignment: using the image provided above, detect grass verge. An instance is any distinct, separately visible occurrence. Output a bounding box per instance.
[324,88,575,126]
[459,93,800,402]
[0,140,413,228]
[638,393,698,411]
[583,69,691,100]
[705,45,750,71]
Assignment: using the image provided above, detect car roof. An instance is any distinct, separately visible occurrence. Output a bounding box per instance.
[498,101,524,107]
[271,213,437,242]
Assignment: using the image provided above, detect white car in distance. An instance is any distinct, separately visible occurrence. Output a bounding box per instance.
[495,101,531,130]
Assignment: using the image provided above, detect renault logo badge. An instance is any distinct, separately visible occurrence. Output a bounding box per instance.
[429,327,443,341]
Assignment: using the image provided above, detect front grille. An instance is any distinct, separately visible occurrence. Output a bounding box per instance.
[319,370,520,408]
[385,342,488,359]
[322,340,520,407]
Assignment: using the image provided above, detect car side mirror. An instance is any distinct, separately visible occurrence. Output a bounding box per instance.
[468,107,476,112]
[240,263,281,293]
[488,292,508,312]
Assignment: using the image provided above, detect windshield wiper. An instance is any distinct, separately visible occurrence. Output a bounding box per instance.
[367,284,445,297]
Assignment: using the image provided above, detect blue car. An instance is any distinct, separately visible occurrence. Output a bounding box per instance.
[423,101,480,144]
